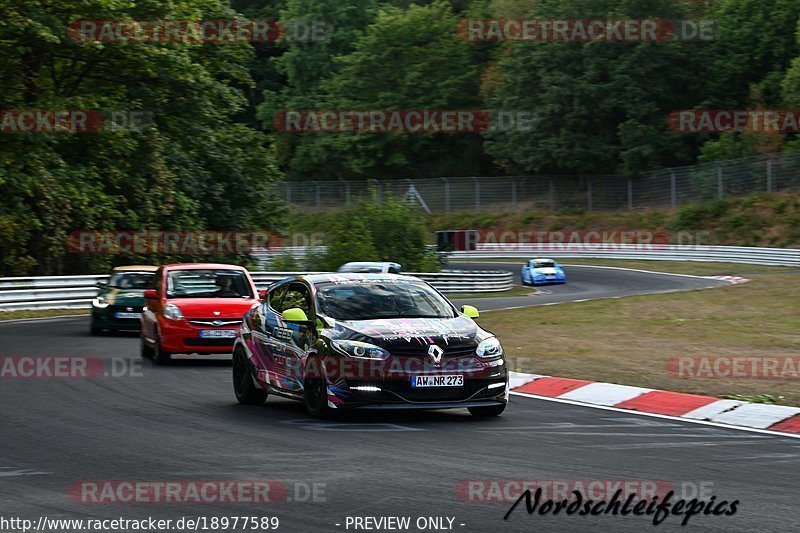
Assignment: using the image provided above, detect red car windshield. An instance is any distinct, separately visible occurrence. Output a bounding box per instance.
[166,269,254,299]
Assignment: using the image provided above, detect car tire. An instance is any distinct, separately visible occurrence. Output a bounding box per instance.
[232,347,267,405]
[139,335,154,359]
[304,357,330,419]
[468,404,506,417]
[90,326,103,336]
[152,339,172,365]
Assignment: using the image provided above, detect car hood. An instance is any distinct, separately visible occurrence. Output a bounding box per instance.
[330,315,479,348]
[99,288,147,306]
[167,298,258,319]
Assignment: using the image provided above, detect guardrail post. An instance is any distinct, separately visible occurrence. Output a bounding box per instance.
[472,177,480,211]
[627,179,633,210]
[670,169,677,208]
[717,166,723,199]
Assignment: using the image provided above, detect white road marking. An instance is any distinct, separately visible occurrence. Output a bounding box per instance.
[510,391,800,440]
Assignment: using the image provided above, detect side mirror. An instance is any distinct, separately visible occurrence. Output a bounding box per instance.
[96,280,107,289]
[461,305,479,319]
[258,289,268,300]
[144,289,158,300]
[282,307,309,323]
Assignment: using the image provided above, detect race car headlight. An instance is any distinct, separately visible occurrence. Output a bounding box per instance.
[163,304,184,321]
[476,337,504,359]
[92,296,110,308]
[332,340,390,360]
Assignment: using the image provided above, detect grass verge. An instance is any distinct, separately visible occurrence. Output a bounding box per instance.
[0,309,89,321]
[475,267,800,406]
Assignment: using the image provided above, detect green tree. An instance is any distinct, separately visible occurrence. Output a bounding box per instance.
[316,195,439,271]
[288,1,484,180]
[484,0,709,175]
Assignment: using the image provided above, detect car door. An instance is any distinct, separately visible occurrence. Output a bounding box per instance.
[271,282,314,390]
[257,282,313,392]
[142,267,165,342]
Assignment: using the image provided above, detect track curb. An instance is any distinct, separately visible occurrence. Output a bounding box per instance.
[509,371,800,437]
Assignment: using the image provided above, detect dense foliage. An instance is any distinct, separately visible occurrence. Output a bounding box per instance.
[4,0,800,274]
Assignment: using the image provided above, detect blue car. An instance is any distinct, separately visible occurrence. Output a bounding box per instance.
[521,258,566,286]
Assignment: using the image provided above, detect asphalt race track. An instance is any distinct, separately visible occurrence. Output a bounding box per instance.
[449,262,731,310]
[1,266,797,532]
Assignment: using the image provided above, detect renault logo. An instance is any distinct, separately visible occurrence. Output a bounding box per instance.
[427,345,444,367]
[213,311,221,316]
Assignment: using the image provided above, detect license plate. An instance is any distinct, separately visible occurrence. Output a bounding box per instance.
[114,312,141,319]
[199,329,237,339]
[411,375,464,387]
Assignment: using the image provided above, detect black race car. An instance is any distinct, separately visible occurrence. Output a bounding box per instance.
[232,273,508,418]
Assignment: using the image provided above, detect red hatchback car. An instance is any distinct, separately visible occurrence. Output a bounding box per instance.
[140,263,263,364]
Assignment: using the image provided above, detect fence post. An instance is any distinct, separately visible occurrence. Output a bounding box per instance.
[548,178,555,211]
[340,179,351,207]
[717,166,723,199]
[511,178,517,211]
[767,159,773,193]
[442,177,450,213]
[627,179,633,210]
[473,177,480,211]
[586,177,592,212]
[670,169,677,208]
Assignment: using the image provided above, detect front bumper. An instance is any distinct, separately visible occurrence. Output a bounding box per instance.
[91,306,144,331]
[160,320,240,354]
[326,360,508,408]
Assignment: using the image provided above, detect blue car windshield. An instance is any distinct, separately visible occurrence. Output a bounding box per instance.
[533,260,556,268]
[314,279,455,320]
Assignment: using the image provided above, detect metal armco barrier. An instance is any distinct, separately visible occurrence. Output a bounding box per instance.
[453,243,800,267]
[0,270,514,311]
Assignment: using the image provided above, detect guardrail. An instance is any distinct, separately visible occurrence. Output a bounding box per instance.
[451,244,800,267]
[0,270,514,311]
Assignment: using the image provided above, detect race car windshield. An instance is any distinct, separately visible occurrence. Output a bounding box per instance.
[108,272,154,289]
[166,270,254,299]
[315,280,455,320]
[534,260,556,268]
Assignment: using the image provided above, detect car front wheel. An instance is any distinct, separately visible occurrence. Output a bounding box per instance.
[304,357,330,418]
[232,347,267,405]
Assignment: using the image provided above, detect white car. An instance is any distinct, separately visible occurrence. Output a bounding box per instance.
[337,262,402,274]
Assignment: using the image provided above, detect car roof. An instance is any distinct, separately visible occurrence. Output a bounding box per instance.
[112,265,158,272]
[299,273,420,285]
[339,261,400,268]
[162,263,247,271]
